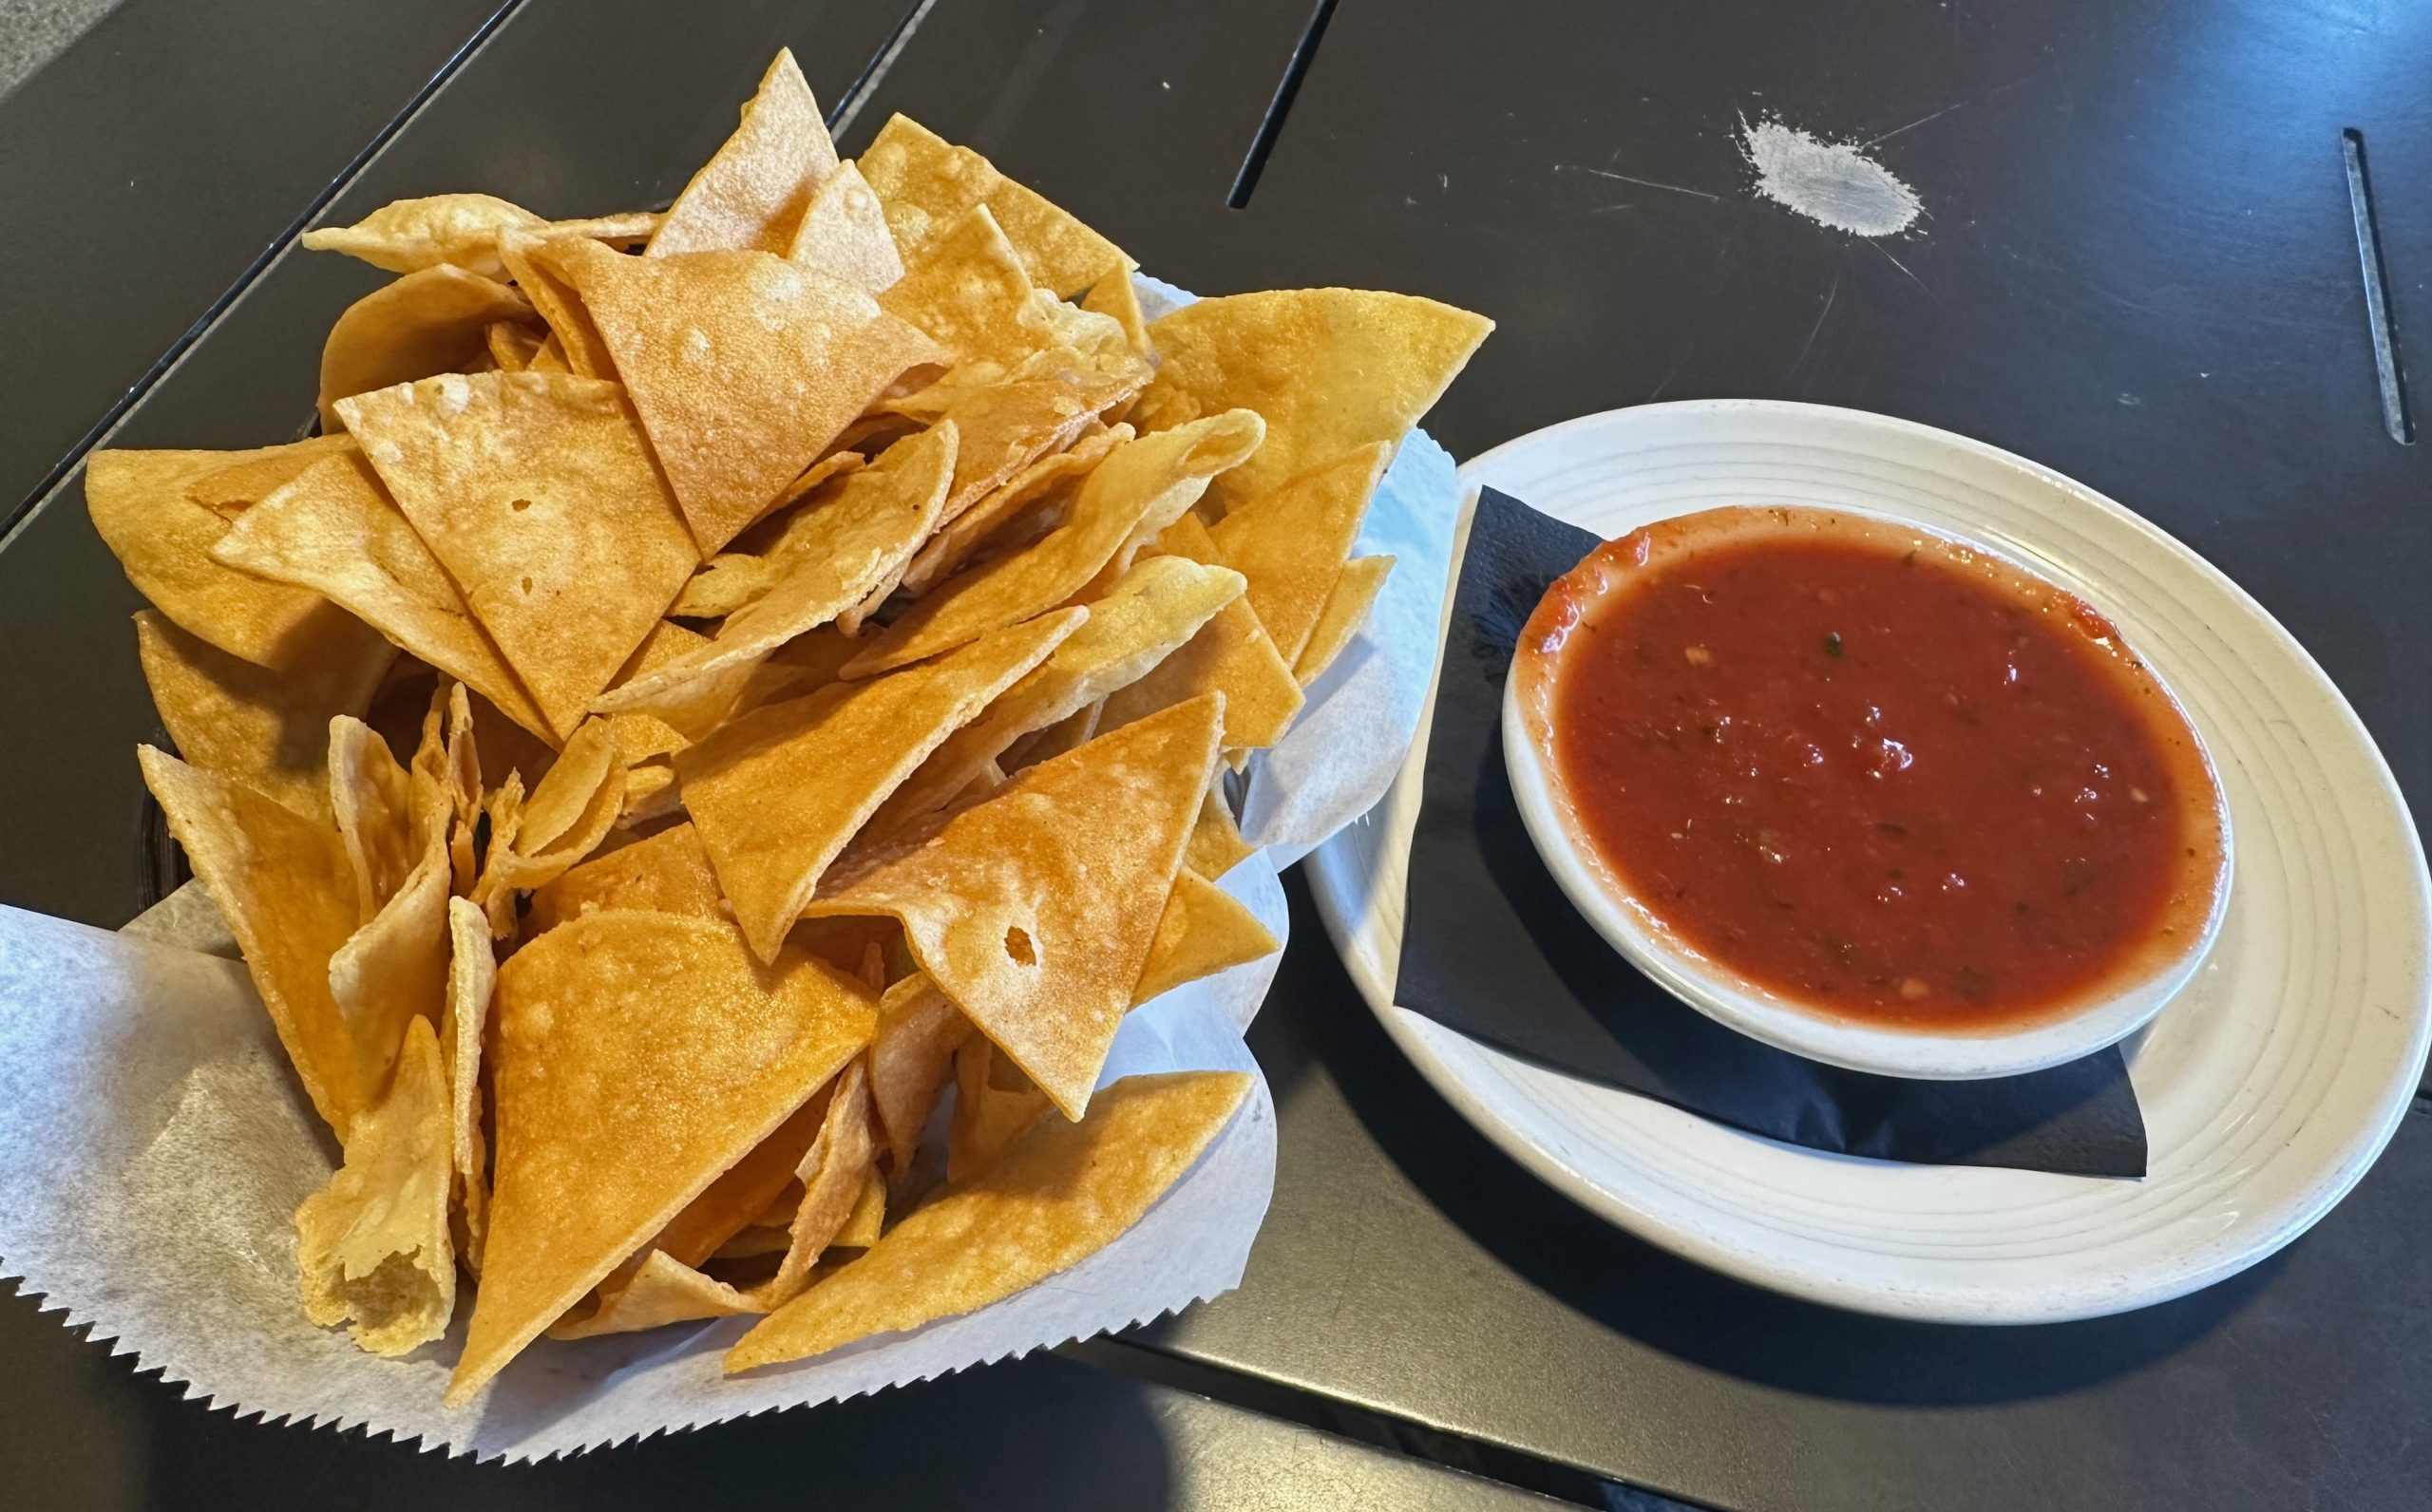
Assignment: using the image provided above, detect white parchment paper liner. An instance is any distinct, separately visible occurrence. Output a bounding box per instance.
[0,275,1458,1462]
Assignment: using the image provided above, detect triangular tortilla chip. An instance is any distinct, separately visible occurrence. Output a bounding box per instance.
[835,1168,885,1249]
[327,711,453,1105]
[327,715,418,919]
[841,410,1262,678]
[753,1057,877,1306]
[1187,780,1254,879]
[543,236,943,554]
[787,160,902,293]
[549,1250,765,1339]
[338,370,697,740]
[597,620,698,773]
[447,911,875,1405]
[900,421,1127,596]
[875,556,1243,828]
[210,451,555,742]
[317,264,533,428]
[648,48,838,257]
[301,192,657,277]
[683,609,1083,961]
[1132,868,1280,1005]
[1100,515,1303,753]
[526,820,725,936]
[88,442,363,669]
[1296,554,1394,685]
[669,452,868,619]
[180,435,360,517]
[728,1069,1250,1372]
[947,1036,1053,1181]
[133,609,394,823]
[139,747,367,1136]
[1080,268,1151,358]
[799,694,1219,1117]
[441,896,495,1271]
[294,1015,456,1356]
[867,973,971,1172]
[1207,442,1391,668]
[594,425,956,721]
[879,204,1125,373]
[1133,289,1492,510]
[494,234,617,380]
[859,114,1132,300]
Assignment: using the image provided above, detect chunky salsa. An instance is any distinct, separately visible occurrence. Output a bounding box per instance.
[1518,507,2224,1032]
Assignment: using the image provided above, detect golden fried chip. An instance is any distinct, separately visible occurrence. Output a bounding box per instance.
[835,1168,885,1249]
[211,451,555,742]
[523,332,571,374]
[494,234,617,380]
[317,265,532,428]
[1297,554,1394,685]
[859,114,1131,300]
[648,48,838,257]
[447,911,875,1405]
[947,1036,1052,1181]
[140,747,367,1136]
[1080,269,1150,359]
[1132,869,1280,1005]
[473,719,624,917]
[842,410,1262,679]
[550,1250,764,1338]
[133,609,393,823]
[473,771,526,938]
[787,160,902,293]
[594,425,956,722]
[442,896,495,1270]
[876,556,1242,827]
[801,694,1219,1117]
[683,609,1082,961]
[302,193,656,277]
[543,236,943,554]
[1207,442,1391,668]
[1187,780,1255,879]
[294,1015,456,1356]
[879,205,1125,373]
[339,371,697,739]
[1000,701,1098,771]
[88,442,366,669]
[485,320,542,372]
[867,973,971,1172]
[526,820,724,935]
[755,1057,877,1306]
[327,715,418,919]
[729,1068,1250,1372]
[670,453,868,619]
[326,723,452,1105]
[900,421,1126,596]
[1134,289,1492,510]
[181,434,359,518]
[1100,515,1302,753]
[599,620,701,768]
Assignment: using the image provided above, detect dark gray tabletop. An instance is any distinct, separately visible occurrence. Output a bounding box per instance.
[2,0,2428,1507]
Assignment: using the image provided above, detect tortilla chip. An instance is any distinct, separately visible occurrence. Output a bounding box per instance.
[550,1249,764,1339]
[801,693,1218,1117]
[88,443,365,669]
[294,1015,456,1356]
[339,370,697,739]
[1132,869,1279,1005]
[879,205,1125,374]
[754,1057,877,1306]
[1080,270,1150,359]
[730,1068,1249,1371]
[1134,289,1492,511]
[485,320,542,372]
[493,233,618,380]
[648,48,838,257]
[920,365,1138,529]
[1187,781,1255,879]
[901,421,1125,596]
[683,609,1082,961]
[543,237,942,555]
[867,973,971,1171]
[947,1036,1053,1181]
[473,719,624,918]
[473,771,526,936]
[326,728,452,1105]
[859,114,1132,301]
[1100,515,1303,753]
[594,424,956,722]
[327,715,418,919]
[787,160,902,293]
[842,410,1262,679]
[1001,701,1099,771]
[140,747,367,1136]
[526,820,724,935]
[442,896,495,1270]
[875,556,1242,828]
[1207,442,1390,668]
[1296,553,1395,685]
[599,621,701,767]
[317,265,533,428]
[835,1168,885,1249]
[180,435,360,518]
[210,451,555,743]
[670,453,868,619]
[301,193,656,277]
[447,911,875,1405]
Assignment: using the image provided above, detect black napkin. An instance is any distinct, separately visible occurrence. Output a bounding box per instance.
[1392,488,2148,1177]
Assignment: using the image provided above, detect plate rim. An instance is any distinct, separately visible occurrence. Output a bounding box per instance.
[1306,397,2432,1323]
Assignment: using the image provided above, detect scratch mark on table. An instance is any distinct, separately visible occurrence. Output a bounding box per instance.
[1649,370,1679,401]
[1795,264,1846,370]
[1870,239,1933,298]
[1861,101,1965,148]
[1556,164,1721,200]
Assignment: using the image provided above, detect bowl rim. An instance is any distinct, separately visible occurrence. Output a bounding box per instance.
[1497,501,2237,1081]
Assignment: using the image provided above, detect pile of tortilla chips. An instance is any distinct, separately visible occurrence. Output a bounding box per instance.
[88,48,1489,1408]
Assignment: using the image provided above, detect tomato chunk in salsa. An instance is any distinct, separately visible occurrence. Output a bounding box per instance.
[1524,510,2222,1031]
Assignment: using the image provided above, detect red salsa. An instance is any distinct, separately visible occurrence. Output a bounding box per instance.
[1519,508,2223,1031]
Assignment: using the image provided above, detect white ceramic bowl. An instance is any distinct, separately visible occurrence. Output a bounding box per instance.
[1499,503,2233,1080]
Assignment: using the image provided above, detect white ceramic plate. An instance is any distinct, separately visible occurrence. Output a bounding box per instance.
[1305,400,2432,1324]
